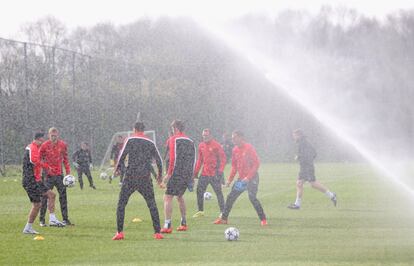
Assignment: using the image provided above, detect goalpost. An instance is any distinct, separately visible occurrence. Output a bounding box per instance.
[99,130,156,176]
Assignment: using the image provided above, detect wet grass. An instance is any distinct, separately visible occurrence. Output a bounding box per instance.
[1,163,414,265]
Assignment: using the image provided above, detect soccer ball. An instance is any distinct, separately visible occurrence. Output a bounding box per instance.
[100,172,108,180]
[204,191,212,200]
[224,227,239,241]
[63,175,76,187]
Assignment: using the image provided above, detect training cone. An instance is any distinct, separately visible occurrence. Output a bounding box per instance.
[132,218,142,223]
[34,236,45,241]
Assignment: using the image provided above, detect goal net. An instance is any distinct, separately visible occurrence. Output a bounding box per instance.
[99,130,156,175]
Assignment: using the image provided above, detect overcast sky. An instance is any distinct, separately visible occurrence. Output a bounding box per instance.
[1,0,414,38]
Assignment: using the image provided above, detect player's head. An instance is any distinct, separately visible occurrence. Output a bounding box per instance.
[34,132,45,145]
[171,120,185,134]
[223,132,230,140]
[202,128,212,142]
[231,130,244,146]
[116,135,124,143]
[81,141,89,150]
[292,128,304,142]
[48,127,59,143]
[134,121,145,132]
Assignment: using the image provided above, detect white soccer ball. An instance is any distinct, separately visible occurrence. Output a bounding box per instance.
[224,227,239,241]
[100,172,108,180]
[63,175,76,187]
[204,191,212,200]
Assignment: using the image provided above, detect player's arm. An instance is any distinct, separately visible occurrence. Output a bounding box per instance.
[152,144,163,184]
[245,146,260,181]
[71,151,78,163]
[109,145,116,166]
[72,150,80,169]
[61,142,71,175]
[115,140,130,175]
[226,151,238,187]
[38,144,49,170]
[88,150,93,164]
[166,138,175,176]
[30,146,48,169]
[193,144,203,178]
[162,139,175,187]
[216,142,227,174]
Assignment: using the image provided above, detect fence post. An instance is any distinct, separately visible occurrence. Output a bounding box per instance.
[51,47,56,125]
[23,42,30,142]
[71,52,76,150]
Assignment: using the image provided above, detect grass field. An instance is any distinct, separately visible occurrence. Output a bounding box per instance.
[1,163,414,265]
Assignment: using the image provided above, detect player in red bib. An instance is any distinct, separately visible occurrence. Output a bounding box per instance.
[192,129,226,218]
[22,132,63,234]
[214,130,267,226]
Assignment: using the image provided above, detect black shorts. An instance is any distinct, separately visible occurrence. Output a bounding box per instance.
[166,175,188,196]
[23,181,49,203]
[298,169,316,182]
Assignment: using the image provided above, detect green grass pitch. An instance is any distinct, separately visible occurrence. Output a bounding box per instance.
[1,163,414,265]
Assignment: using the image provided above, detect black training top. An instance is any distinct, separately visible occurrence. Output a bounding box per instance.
[297,137,317,168]
[116,132,162,180]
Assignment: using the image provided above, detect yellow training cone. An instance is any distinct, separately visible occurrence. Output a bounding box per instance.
[132,218,142,223]
[34,236,45,241]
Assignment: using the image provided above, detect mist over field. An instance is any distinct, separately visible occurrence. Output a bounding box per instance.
[0,7,413,189]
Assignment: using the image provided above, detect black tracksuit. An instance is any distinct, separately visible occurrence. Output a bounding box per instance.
[72,149,94,189]
[115,133,163,233]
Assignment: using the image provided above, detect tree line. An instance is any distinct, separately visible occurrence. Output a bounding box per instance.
[1,7,413,170]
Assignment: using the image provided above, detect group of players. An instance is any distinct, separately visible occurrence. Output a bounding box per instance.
[22,120,337,240]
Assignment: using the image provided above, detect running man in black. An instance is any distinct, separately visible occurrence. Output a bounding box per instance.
[160,120,196,233]
[287,129,337,209]
[112,121,164,240]
[72,142,95,190]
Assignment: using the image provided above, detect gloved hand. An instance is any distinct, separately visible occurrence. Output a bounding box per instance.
[187,178,194,192]
[234,180,248,192]
[73,162,79,169]
[89,163,93,170]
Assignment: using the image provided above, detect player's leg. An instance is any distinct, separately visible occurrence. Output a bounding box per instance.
[23,185,42,234]
[138,178,162,236]
[39,196,48,226]
[39,176,54,226]
[161,194,174,233]
[44,190,56,215]
[43,188,64,227]
[77,168,84,190]
[161,176,182,233]
[211,175,225,214]
[84,167,96,189]
[119,164,125,186]
[247,175,266,224]
[310,180,337,206]
[114,178,135,239]
[288,178,304,209]
[56,175,71,225]
[23,202,41,234]
[215,184,243,223]
[194,175,209,217]
[176,194,187,231]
